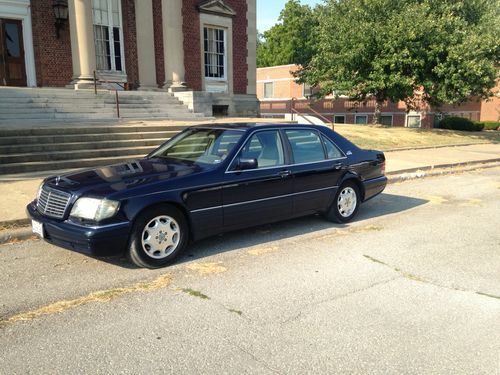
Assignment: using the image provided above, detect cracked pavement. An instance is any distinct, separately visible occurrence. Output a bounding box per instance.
[0,167,499,374]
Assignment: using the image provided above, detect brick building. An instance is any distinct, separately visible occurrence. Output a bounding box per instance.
[0,0,258,116]
[257,64,499,128]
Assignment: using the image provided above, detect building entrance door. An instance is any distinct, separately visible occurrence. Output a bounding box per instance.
[0,18,27,87]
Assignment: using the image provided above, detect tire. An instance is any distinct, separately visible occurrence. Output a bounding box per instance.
[324,181,361,223]
[127,204,188,268]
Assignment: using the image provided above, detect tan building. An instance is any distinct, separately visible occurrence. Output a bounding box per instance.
[0,0,258,116]
[257,64,499,127]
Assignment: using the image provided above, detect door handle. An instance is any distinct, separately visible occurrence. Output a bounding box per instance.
[333,163,344,170]
[278,170,292,178]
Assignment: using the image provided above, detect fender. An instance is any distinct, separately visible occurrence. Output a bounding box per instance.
[338,170,365,201]
[122,191,185,223]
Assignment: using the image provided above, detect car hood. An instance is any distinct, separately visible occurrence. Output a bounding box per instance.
[43,158,204,197]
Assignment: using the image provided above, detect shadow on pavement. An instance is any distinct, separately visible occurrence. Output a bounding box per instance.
[100,193,427,268]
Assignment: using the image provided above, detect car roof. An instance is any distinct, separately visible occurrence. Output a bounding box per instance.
[192,122,329,131]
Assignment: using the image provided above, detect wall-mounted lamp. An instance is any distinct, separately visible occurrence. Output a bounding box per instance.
[53,0,69,39]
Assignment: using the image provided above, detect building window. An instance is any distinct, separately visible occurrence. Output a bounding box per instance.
[334,115,345,124]
[406,115,421,128]
[355,115,368,124]
[302,82,312,98]
[380,115,393,126]
[204,27,226,79]
[264,82,273,98]
[92,0,124,72]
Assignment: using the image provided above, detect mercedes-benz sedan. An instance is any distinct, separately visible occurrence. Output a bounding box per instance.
[27,123,387,268]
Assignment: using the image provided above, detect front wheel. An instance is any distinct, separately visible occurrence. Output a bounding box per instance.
[324,181,361,223]
[127,204,188,268]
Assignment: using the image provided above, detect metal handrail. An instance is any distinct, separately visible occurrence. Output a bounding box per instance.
[291,108,315,125]
[93,70,125,118]
[290,97,334,131]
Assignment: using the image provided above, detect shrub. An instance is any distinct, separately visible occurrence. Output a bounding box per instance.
[477,121,499,131]
[439,117,484,131]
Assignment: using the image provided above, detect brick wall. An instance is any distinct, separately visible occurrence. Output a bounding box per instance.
[480,97,500,121]
[257,65,300,99]
[182,0,202,91]
[182,0,249,93]
[31,0,73,87]
[226,0,248,95]
[121,0,139,89]
[152,0,165,87]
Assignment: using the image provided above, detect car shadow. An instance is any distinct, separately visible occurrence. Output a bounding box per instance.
[99,193,427,269]
[179,193,427,263]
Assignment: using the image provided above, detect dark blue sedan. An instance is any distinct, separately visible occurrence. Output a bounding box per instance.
[27,123,387,268]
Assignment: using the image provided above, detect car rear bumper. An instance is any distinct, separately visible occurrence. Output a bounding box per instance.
[27,201,131,256]
[362,176,387,201]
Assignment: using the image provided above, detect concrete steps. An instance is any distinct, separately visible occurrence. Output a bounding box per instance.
[0,125,188,176]
[0,87,206,121]
[0,154,149,175]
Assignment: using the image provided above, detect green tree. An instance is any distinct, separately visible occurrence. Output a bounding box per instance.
[298,0,500,124]
[257,0,319,67]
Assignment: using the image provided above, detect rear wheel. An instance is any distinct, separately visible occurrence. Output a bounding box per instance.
[127,204,188,268]
[324,181,360,223]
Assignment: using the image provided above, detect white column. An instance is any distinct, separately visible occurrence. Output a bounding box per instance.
[246,0,257,95]
[68,0,97,88]
[162,0,187,91]
[135,0,157,89]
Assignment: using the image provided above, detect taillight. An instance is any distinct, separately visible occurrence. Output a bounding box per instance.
[380,161,386,175]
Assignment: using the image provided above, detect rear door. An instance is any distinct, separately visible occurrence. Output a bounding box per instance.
[284,128,345,214]
[223,129,293,229]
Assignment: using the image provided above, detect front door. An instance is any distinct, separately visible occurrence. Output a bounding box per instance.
[223,130,293,230]
[0,19,27,87]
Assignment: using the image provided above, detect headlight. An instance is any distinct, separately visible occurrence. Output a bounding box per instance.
[70,198,120,221]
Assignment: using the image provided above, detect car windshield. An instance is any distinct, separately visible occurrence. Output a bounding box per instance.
[149,128,244,165]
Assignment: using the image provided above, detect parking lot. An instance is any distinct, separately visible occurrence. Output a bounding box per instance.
[1,168,499,374]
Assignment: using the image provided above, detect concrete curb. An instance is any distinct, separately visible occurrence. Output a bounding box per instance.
[1,159,499,245]
[387,158,500,183]
[384,141,494,152]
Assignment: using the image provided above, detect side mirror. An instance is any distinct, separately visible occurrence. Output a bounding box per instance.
[236,158,258,171]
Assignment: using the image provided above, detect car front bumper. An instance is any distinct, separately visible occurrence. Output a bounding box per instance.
[27,201,131,256]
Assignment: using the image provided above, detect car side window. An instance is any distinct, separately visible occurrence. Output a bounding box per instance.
[238,130,285,169]
[322,136,344,159]
[285,129,326,164]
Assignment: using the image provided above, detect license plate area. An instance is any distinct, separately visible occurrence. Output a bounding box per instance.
[32,220,44,238]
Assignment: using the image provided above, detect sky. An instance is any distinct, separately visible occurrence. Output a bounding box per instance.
[257,0,322,32]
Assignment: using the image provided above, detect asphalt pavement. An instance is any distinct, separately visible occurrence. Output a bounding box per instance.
[0,168,499,374]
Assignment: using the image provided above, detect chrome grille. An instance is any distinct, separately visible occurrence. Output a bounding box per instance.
[37,185,71,219]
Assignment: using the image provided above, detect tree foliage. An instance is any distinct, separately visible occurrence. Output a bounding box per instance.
[257,0,319,67]
[298,0,500,123]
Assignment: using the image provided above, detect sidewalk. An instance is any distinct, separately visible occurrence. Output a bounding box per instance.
[0,143,499,225]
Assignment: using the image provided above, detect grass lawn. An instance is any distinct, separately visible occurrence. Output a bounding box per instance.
[334,124,499,151]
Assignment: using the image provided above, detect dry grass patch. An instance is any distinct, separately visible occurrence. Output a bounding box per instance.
[334,124,499,151]
[185,262,227,275]
[0,274,172,327]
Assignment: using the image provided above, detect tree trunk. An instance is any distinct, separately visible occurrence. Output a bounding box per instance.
[373,100,382,125]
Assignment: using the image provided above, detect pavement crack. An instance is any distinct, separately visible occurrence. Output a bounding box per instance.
[280,276,400,325]
[363,254,500,301]
[476,291,500,300]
